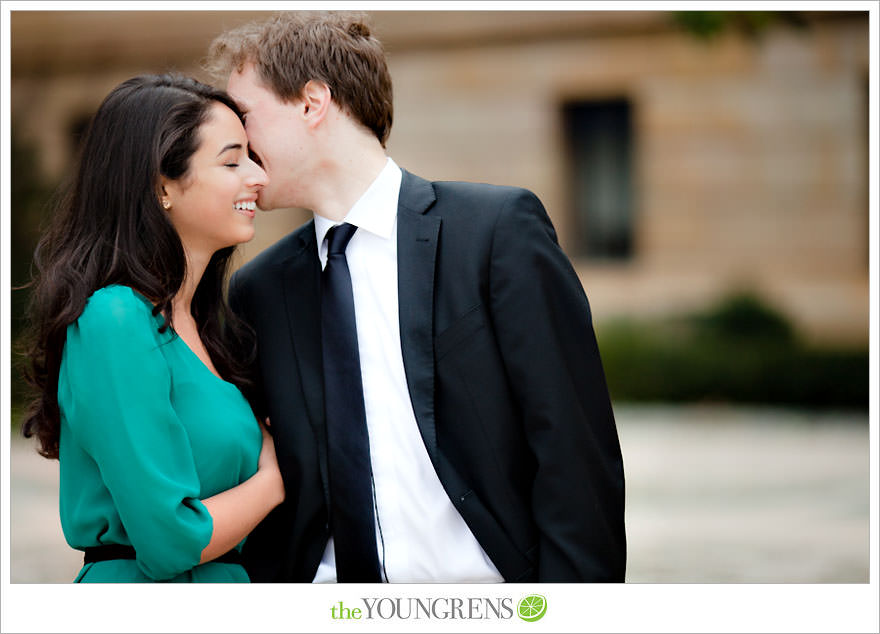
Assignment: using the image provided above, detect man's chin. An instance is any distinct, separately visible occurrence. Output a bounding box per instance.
[256,196,278,212]
[258,191,302,212]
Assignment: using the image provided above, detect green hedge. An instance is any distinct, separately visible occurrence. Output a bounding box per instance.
[596,294,868,410]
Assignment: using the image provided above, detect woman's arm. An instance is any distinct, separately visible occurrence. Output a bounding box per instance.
[200,422,285,563]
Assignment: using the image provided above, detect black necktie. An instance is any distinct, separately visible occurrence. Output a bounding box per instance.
[321,223,382,582]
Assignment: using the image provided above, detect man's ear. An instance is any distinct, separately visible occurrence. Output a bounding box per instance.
[300,80,332,127]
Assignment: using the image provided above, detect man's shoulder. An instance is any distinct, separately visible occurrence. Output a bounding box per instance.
[402,168,531,201]
[409,171,537,212]
[414,174,543,228]
[431,178,527,198]
[234,220,315,282]
[413,170,515,196]
[401,171,554,249]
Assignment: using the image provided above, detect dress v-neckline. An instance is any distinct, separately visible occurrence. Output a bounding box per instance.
[172,333,235,387]
[123,284,236,388]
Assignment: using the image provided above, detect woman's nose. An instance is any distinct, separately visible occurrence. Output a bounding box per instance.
[246,161,268,188]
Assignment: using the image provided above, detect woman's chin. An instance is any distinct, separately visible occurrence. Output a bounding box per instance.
[238,227,257,245]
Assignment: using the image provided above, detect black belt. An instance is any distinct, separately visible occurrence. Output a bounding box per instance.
[83,544,242,567]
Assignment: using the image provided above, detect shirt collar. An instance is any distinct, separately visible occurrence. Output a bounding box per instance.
[314,157,402,251]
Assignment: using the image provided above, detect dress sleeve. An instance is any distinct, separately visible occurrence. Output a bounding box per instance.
[60,287,213,580]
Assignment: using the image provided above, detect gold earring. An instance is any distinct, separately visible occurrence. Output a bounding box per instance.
[162,199,171,210]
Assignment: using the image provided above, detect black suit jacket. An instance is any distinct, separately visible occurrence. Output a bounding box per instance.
[228,169,626,582]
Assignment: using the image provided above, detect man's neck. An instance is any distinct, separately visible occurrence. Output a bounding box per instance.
[306,134,389,222]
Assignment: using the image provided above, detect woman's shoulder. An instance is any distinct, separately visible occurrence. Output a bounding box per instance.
[77,285,158,332]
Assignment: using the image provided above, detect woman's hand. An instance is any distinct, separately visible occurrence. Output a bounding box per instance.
[198,417,286,563]
[257,418,285,505]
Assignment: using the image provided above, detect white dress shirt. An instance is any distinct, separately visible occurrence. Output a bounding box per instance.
[311,158,503,583]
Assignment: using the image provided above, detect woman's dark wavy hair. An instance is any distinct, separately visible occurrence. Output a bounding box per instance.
[21,74,260,459]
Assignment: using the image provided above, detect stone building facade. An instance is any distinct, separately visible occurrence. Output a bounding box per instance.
[9,10,870,342]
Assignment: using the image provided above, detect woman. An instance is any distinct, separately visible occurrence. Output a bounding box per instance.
[20,74,282,582]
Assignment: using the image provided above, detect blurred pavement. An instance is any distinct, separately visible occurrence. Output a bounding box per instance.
[618,404,869,583]
[8,404,870,583]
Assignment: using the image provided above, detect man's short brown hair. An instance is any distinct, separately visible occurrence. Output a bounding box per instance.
[207,11,393,147]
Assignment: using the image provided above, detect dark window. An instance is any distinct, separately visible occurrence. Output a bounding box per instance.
[563,99,634,260]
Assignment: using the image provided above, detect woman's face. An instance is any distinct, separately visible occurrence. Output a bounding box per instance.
[162,102,268,257]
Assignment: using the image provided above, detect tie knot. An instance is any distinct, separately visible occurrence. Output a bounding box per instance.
[326,223,358,256]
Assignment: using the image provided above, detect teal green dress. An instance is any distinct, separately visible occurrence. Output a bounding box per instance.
[57,285,262,582]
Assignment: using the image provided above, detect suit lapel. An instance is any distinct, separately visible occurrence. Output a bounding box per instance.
[281,223,330,497]
[397,171,441,464]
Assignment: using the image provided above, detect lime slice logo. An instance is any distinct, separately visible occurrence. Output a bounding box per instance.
[517,594,547,622]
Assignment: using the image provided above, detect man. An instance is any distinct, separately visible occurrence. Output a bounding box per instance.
[208,11,626,583]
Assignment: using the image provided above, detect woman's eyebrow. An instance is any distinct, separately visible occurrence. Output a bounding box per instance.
[217,143,243,157]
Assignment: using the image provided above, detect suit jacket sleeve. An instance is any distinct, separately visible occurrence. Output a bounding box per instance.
[226,267,289,581]
[487,189,626,581]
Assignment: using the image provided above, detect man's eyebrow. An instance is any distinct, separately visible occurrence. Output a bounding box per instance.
[217,143,243,157]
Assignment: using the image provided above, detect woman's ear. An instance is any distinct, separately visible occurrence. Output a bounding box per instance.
[158,182,172,210]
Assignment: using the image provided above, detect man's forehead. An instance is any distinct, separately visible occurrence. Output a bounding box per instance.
[228,64,266,102]
[226,70,252,108]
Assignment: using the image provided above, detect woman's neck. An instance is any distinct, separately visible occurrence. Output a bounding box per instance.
[172,248,210,324]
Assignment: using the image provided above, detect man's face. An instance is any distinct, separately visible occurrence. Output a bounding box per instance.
[227,62,307,211]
